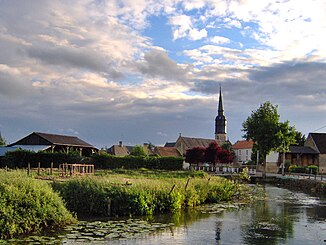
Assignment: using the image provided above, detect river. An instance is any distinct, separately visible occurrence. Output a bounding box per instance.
[8,184,326,244]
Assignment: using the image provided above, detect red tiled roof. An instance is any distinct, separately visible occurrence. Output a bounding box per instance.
[232,140,254,149]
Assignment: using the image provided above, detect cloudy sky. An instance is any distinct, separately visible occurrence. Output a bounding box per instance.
[1,0,326,148]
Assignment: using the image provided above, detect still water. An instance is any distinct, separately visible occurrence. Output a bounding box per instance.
[9,185,326,244]
[108,185,326,245]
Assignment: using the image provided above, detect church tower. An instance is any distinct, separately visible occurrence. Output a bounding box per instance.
[215,86,227,143]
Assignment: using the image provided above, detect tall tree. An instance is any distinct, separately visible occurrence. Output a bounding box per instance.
[294,131,306,146]
[274,121,297,175]
[242,101,296,177]
[130,145,147,156]
[0,131,6,146]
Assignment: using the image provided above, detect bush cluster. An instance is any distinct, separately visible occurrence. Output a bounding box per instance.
[2,149,85,168]
[0,170,76,239]
[92,154,183,170]
[53,175,257,217]
[289,165,319,174]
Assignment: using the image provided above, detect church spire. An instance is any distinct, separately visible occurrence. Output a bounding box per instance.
[215,85,227,142]
[218,85,224,115]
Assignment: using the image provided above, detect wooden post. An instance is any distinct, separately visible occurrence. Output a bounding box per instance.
[38,162,41,176]
[27,163,30,176]
[185,178,191,191]
[50,162,53,175]
[169,184,176,194]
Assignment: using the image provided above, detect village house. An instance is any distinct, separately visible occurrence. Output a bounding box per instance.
[304,133,326,173]
[232,140,254,164]
[8,132,97,156]
[166,135,216,156]
[107,141,182,158]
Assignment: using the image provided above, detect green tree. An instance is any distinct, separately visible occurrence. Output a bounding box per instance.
[274,121,297,175]
[0,131,6,146]
[294,131,306,146]
[130,145,147,156]
[242,101,296,177]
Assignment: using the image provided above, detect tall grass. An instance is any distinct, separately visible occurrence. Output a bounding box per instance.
[0,170,76,239]
[53,170,261,217]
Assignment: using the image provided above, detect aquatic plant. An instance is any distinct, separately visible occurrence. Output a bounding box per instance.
[53,171,261,217]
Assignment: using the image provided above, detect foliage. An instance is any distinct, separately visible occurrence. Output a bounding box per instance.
[53,171,262,217]
[185,142,234,166]
[185,146,205,165]
[92,154,183,170]
[0,170,76,239]
[274,121,297,153]
[294,131,306,146]
[242,102,297,176]
[2,149,85,168]
[242,101,281,160]
[130,145,147,156]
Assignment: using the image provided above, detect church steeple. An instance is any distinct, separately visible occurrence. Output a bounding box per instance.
[215,85,227,142]
[218,86,224,115]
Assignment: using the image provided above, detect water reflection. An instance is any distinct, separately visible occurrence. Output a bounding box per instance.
[129,185,326,245]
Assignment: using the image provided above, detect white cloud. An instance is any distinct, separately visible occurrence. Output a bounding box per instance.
[189,28,207,40]
[210,36,230,44]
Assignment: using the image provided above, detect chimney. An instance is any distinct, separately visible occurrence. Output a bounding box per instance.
[119,141,123,147]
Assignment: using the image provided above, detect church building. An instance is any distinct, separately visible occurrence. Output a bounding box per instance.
[215,86,227,144]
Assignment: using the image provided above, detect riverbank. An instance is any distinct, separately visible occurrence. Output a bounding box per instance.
[0,169,264,240]
[253,174,326,195]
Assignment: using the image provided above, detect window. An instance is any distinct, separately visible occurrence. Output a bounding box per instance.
[239,150,241,155]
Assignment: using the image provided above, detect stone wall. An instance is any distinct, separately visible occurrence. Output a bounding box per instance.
[261,177,326,195]
[319,154,326,173]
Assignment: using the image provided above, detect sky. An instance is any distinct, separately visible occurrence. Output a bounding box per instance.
[0,0,326,148]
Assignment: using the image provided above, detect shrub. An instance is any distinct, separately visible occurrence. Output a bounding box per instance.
[0,170,76,239]
[289,165,319,174]
[91,154,183,170]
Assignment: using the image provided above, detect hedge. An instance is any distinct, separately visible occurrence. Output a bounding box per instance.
[92,154,183,170]
[289,165,319,175]
[2,150,86,168]
[1,150,183,171]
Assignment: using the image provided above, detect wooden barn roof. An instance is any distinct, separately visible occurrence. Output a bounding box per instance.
[9,132,95,148]
[35,132,94,147]
[289,145,319,154]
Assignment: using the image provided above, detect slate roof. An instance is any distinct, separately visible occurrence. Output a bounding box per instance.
[309,133,326,154]
[232,140,254,149]
[154,147,182,157]
[107,145,132,156]
[289,145,319,154]
[179,136,216,149]
[164,142,176,147]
